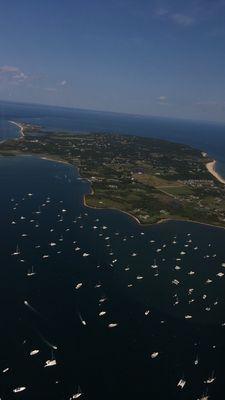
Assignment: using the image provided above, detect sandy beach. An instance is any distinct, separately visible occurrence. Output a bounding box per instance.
[206,160,225,184]
[8,120,24,138]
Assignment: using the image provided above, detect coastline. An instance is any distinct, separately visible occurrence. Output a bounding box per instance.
[1,146,225,231]
[206,160,225,185]
[1,128,225,230]
[83,193,141,225]
[8,120,24,138]
[40,155,70,165]
[84,194,225,231]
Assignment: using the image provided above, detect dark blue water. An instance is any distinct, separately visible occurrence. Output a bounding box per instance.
[1,101,225,399]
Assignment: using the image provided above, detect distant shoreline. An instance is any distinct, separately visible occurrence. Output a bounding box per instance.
[206,160,225,184]
[8,120,24,138]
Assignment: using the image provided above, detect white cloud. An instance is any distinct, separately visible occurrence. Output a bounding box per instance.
[60,80,67,86]
[171,13,195,26]
[0,65,28,84]
[155,8,195,27]
[155,7,169,17]
[157,96,167,102]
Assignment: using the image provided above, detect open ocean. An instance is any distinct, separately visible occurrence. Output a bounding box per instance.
[0,101,225,399]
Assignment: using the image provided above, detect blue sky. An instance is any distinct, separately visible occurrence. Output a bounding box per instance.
[0,0,225,122]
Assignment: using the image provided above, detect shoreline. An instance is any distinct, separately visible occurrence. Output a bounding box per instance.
[8,120,24,138]
[83,193,225,231]
[40,155,70,166]
[206,160,225,185]
[83,193,141,225]
[1,148,225,231]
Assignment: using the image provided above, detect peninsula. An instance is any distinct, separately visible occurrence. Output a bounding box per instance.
[1,122,225,228]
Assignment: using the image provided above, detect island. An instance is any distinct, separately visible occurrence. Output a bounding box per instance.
[1,122,225,228]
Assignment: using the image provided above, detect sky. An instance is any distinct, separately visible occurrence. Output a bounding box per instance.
[0,0,225,122]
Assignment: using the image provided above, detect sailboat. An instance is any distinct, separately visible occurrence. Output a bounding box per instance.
[78,313,87,326]
[206,370,216,384]
[44,349,57,367]
[13,387,26,393]
[70,385,82,399]
[12,244,20,256]
[151,259,158,269]
[194,355,199,365]
[27,266,36,277]
[174,294,179,306]
[177,378,186,389]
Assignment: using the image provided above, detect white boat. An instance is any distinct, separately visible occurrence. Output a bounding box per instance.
[45,359,57,367]
[12,244,20,256]
[177,379,186,389]
[108,323,118,328]
[99,297,107,303]
[27,266,36,277]
[44,350,57,367]
[206,371,215,384]
[99,311,106,316]
[70,385,82,399]
[75,283,83,290]
[151,259,158,269]
[30,349,40,356]
[194,355,199,365]
[151,352,159,359]
[78,313,87,326]
[174,294,179,305]
[13,387,26,393]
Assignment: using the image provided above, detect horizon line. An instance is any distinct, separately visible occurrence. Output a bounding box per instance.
[0,98,225,127]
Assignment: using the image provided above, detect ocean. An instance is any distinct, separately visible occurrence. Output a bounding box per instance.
[0,101,225,400]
